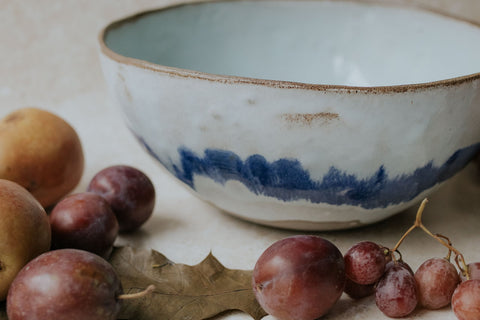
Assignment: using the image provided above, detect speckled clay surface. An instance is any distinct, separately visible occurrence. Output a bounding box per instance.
[99,0,480,229]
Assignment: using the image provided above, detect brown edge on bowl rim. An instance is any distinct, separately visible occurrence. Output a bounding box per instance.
[98,0,480,94]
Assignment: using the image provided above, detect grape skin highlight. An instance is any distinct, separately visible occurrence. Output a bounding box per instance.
[344,241,387,285]
[375,263,418,318]
[414,258,459,310]
[452,279,480,320]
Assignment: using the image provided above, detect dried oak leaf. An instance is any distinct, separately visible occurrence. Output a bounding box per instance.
[109,246,267,320]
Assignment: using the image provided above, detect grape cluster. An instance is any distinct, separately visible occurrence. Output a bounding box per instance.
[345,199,480,319]
[252,199,480,320]
[345,243,462,318]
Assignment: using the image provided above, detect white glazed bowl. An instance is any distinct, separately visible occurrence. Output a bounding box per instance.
[99,0,480,230]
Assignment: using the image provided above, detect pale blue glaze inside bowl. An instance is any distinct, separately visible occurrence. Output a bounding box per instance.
[105,1,480,86]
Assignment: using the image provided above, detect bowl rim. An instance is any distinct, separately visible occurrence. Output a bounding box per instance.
[98,0,480,94]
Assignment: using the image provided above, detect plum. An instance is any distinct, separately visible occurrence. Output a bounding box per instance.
[252,235,345,320]
[87,165,155,232]
[6,249,123,320]
[49,192,118,259]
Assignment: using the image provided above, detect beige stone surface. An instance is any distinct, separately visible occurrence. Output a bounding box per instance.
[1,1,479,319]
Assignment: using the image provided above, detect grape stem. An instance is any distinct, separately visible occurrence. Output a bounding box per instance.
[391,199,428,253]
[391,198,470,279]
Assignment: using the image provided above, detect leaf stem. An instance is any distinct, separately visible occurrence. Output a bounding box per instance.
[117,285,156,300]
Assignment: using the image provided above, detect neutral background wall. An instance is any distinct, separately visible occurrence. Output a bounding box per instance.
[1,1,480,320]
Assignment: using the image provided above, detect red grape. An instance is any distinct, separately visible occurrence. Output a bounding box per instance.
[87,165,155,232]
[344,277,375,299]
[460,262,480,281]
[414,258,459,309]
[252,235,345,320]
[344,241,387,285]
[49,193,119,259]
[375,262,418,318]
[386,259,414,275]
[451,279,480,320]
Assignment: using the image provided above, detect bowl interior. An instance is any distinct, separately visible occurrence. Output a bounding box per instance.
[104,0,480,86]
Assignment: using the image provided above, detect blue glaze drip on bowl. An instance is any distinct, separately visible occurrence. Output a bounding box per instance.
[137,135,480,209]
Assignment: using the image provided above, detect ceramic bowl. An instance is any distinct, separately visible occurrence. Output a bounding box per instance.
[99,0,480,230]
